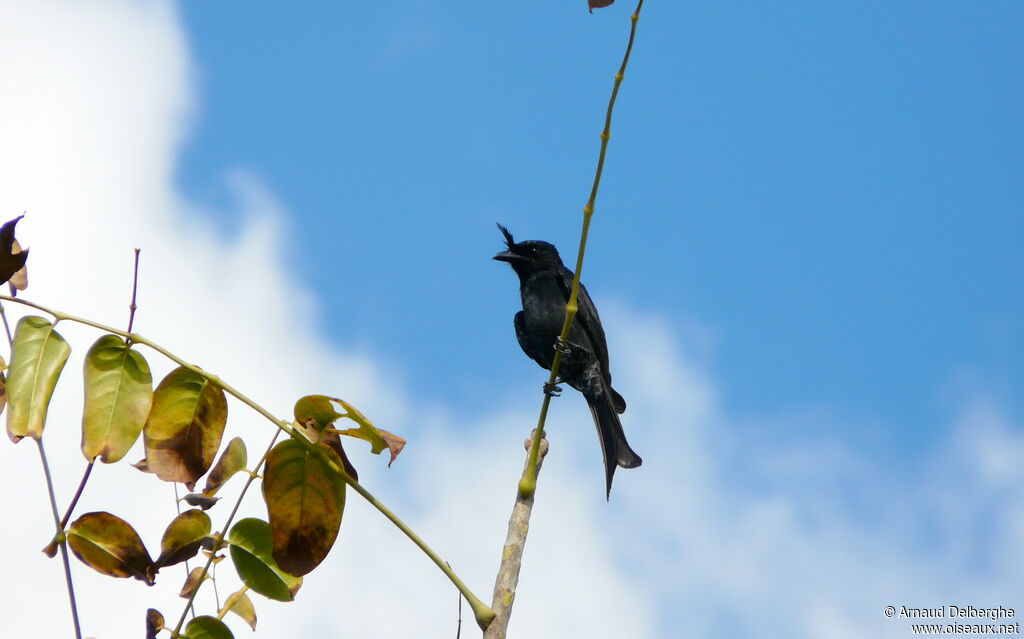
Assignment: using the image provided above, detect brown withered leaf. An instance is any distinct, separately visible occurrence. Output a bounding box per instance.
[0,215,28,285]
[589,0,615,11]
[178,567,207,599]
[321,430,358,480]
[8,239,27,296]
[182,493,221,510]
[378,429,407,467]
[146,609,165,639]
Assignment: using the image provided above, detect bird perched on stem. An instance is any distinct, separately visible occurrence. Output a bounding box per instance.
[493,224,641,497]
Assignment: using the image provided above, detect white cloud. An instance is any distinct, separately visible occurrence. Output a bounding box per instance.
[1,2,1021,639]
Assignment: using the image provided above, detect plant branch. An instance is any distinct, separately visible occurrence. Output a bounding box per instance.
[342,475,496,630]
[493,3,646,636]
[0,294,495,631]
[484,435,548,639]
[36,439,83,639]
[171,430,281,639]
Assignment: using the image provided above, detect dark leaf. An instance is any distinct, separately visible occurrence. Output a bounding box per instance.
[146,609,165,639]
[227,518,302,602]
[183,493,221,510]
[67,511,154,584]
[0,215,29,285]
[8,239,27,296]
[589,0,615,11]
[142,366,227,489]
[5,316,70,442]
[262,439,346,577]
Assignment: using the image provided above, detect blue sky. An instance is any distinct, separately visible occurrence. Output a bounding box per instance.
[2,2,1023,638]
[177,1,1022,442]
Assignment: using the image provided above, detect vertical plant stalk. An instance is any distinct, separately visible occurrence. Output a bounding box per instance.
[0,298,84,638]
[36,439,84,639]
[483,436,548,639]
[170,430,281,639]
[519,0,645,498]
[490,2,645,636]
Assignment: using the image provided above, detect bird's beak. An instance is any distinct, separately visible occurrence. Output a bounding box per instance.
[493,250,524,263]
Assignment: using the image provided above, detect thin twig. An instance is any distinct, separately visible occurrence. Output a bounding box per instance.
[127,248,140,338]
[170,430,281,638]
[36,439,83,639]
[58,461,94,530]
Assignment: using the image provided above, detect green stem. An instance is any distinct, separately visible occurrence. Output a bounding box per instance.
[343,476,496,631]
[36,439,83,639]
[520,0,645,499]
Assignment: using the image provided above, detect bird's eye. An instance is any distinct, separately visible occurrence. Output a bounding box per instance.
[530,247,539,255]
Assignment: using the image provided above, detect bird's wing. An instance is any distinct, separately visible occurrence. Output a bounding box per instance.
[514,310,549,369]
[556,268,611,375]
[557,267,626,412]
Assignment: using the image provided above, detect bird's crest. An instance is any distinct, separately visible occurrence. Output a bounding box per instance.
[496,223,516,249]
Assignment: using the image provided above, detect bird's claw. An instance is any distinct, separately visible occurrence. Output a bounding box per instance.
[553,337,572,355]
[543,382,563,397]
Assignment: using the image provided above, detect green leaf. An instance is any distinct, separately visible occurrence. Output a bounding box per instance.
[228,518,302,602]
[225,588,257,630]
[146,609,165,639]
[153,509,212,571]
[142,366,227,490]
[67,511,153,584]
[202,436,247,496]
[293,394,342,433]
[262,438,346,577]
[5,316,70,442]
[81,335,154,463]
[182,616,234,639]
[0,354,7,418]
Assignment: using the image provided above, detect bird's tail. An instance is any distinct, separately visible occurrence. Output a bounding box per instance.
[585,380,642,499]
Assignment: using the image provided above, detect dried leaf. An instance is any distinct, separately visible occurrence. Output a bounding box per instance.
[378,429,407,467]
[67,511,153,584]
[225,589,257,631]
[182,493,221,510]
[146,609,165,639]
[0,216,29,285]
[6,316,70,442]
[8,239,27,296]
[228,518,302,602]
[178,567,207,598]
[142,366,228,489]
[321,430,358,481]
[262,439,346,577]
[0,354,7,418]
[202,436,247,496]
[81,335,153,463]
[589,0,615,11]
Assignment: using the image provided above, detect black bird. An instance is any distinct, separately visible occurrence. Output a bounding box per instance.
[493,224,641,497]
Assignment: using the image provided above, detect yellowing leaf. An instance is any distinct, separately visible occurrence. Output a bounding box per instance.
[67,511,153,584]
[228,518,302,602]
[142,366,227,489]
[146,609,165,639]
[178,567,207,599]
[225,589,257,631]
[81,335,153,463]
[202,436,247,496]
[262,439,346,577]
[153,509,212,572]
[6,316,70,442]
